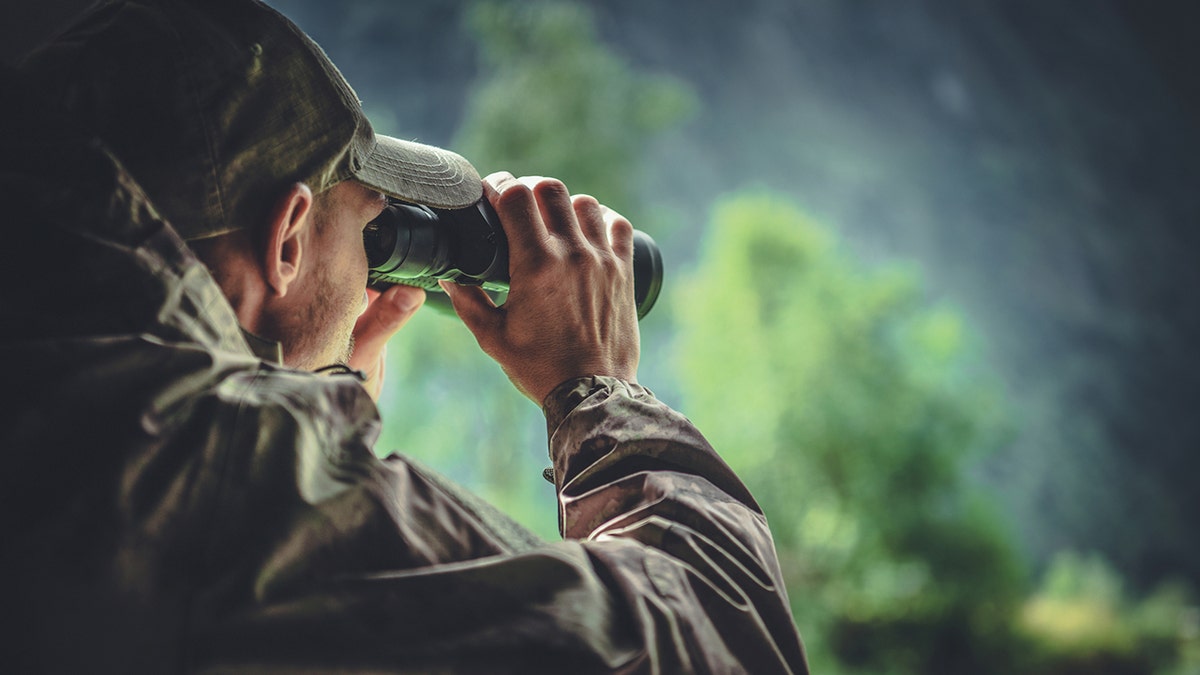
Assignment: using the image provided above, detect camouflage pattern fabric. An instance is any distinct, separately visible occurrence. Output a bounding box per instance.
[0,116,808,674]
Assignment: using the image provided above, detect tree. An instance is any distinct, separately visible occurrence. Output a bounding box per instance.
[452,0,694,215]
[673,190,1024,673]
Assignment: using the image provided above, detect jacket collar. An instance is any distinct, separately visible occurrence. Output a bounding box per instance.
[240,328,285,364]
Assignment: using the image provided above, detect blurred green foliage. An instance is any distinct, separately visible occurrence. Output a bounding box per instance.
[673,191,1024,673]
[1020,552,1199,674]
[672,192,1200,674]
[452,0,695,215]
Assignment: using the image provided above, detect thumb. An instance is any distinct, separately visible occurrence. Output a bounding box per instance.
[350,285,424,367]
[439,280,500,336]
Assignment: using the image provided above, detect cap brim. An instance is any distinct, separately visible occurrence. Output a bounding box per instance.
[353,135,482,209]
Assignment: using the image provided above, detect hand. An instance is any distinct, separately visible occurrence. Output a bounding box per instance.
[441,172,640,405]
[349,284,426,400]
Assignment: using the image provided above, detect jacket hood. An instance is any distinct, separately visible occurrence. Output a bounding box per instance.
[0,115,254,359]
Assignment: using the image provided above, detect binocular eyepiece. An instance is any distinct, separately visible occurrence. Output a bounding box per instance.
[364,199,663,319]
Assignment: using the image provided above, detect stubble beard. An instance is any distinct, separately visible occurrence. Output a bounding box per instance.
[277,258,359,371]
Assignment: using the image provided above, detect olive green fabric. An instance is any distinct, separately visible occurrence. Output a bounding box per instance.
[18,0,482,241]
[0,82,808,675]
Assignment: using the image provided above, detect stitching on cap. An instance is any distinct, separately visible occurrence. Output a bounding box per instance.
[365,152,470,185]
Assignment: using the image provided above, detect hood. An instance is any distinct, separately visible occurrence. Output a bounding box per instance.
[0,101,253,359]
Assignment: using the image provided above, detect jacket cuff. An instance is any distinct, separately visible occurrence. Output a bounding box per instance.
[541,375,647,439]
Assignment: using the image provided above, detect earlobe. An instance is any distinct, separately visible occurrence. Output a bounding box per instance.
[264,182,314,297]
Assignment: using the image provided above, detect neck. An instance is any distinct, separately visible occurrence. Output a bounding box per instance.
[188,231,270,334]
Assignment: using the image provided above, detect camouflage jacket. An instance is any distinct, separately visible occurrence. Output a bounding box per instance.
[0,127,808,673]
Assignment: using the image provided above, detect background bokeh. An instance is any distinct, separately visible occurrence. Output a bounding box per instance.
[7,1,1199,672]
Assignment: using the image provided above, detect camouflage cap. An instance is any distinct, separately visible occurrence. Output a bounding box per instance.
[20,0,482,240]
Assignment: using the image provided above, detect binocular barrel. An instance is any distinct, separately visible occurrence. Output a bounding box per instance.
[364,200,663,319]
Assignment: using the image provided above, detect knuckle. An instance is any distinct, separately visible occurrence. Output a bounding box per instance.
[495,181,535,209]
[535,246,599,277]
[513,241,554,275]
[564,248,594,268]
[485,170,516,184]
[522,250,551,274]
[571,193,601,210]
[532,177,570,201]
[609,215,634,237]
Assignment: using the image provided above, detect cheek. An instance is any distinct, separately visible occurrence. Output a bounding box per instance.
[355,236,370,275]
[350,239,367,289]
[347,228,369,276]
[341,232,370,305]
[327,229,366,287]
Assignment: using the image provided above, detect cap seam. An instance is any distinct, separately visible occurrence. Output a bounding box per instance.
[363,154,469,184]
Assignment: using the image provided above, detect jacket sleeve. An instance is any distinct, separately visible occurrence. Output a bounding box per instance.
[544,376,809,674]
[193,376,808,675]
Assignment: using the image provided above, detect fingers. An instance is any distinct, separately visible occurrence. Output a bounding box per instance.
[439,280,500,339]
[486,172,595,249]
[452,172,641,404]
[603,205,634,262]
[349,284,425,377]
[364,346,386,400]
[484,172,548,258]
[572,194,608,249]
[518,176,577,240]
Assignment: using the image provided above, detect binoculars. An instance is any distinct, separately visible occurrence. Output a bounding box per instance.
[363,199,663,319]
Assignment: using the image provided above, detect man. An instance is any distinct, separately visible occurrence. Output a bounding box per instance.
[0,0,809,672]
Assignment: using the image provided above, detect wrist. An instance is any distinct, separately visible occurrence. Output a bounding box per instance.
[541,374,644,433]
[529,366,637,410]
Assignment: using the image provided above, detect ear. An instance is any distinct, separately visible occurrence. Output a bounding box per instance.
[263,182,315,297]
